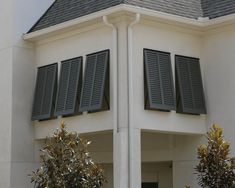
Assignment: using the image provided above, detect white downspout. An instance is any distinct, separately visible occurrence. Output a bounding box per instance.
[128,13,141,188]
[103,15,120,188]
[103,16,118,134]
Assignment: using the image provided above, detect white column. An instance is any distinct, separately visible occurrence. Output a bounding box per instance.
[113,17,142,188]
[114,129,129,188]
[130,128,141,188]
[127,14,141,188]
[113,19,129,188]
[114,127,141,188]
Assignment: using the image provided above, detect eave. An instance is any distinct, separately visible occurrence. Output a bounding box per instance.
[23,4,235,41]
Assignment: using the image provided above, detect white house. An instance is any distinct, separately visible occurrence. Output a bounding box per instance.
[1,0,235,188]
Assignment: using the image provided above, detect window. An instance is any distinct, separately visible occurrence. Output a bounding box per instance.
[32,63,57,121]
[175,55,206,114]
[55,57,83,117]
[142,182,158,188]
[144,49,175,111]
[79,50,110,112]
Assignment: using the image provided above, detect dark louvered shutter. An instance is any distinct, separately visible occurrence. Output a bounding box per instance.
[144,49,175,111]
[32,63,57,120]
[175,55,206,114]
[55,57,82,116]
[79,50,109,112]
[80,54,96,111]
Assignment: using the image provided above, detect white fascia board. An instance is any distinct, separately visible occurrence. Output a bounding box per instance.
[23,4,124,41]
[123,4,235,30]
[23,4,235,41]
[123,5,203,27]
[202,13,235,29]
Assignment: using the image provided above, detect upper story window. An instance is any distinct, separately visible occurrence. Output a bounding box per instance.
[32,50,110,121]
[55,57,83,117]
[144,49,175,111]
[31,48,206,121]
[32,63,57,121]
[79,50,110,113]
[175,55,207,115]
[144,49,207,115]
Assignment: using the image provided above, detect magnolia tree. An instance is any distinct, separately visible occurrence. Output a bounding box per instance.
[195,124,235,188]
[30,122,106,188]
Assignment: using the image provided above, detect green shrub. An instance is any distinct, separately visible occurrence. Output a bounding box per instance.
[30,122,106,188]
[195,124,235,188]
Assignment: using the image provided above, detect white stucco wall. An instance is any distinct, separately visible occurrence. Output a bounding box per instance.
[33,18,208,138]
[2,2,235,186]
[34,25,114,139]
[203,24,235,156]
[0,47,12,188]
[132,21,206,135]
[10,0,54,185]
[11,46,36,188]
[142,131,204,188]
[30,17,210,188]
[0,0,12,49]
[0,1,13,186]
[172,134,205,188]
[142,162,173,188]
[0,0,54,187]
[34,131,199,188]
[102,164,114,188]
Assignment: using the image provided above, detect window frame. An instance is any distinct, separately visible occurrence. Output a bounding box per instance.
[175,55,207,115]
[144,48,175,111]
[31,63,58,121]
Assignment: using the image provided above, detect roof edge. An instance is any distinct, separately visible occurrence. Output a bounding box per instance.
[23,4,124,41]
[28,0,57,33]
[23,4,235,41]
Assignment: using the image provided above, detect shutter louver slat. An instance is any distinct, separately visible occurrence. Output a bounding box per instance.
[32,63,57,121]
[32,68,46,118]
[90,51,108,108]
[144,49,175,111]
[146,50,162,106]
[65,60,79,110]
[189,59,205,112]
[159,53,175,108]
[41,66,56,115]
[56,62,70,113]
[79,50,109,112]
[80,55,96,111]
[177,57,194,110]
[55,57,82,116]
[175,55,206,114]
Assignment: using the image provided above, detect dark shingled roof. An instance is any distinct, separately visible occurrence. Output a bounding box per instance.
[29,0,123,32]
[126,0,202,19]
[201,0,235,19]
[28,0,235,33]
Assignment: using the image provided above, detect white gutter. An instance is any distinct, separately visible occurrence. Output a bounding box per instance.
[123,5,202,27]
[23,4,235,41]
[23,5,124,40]
[127,13,141,188]
[123,5,235,30]
[102,15,120,188]
[203,13,235,28]
[102,16,118,134]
